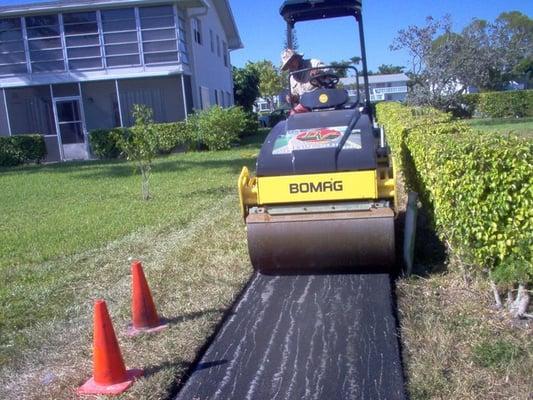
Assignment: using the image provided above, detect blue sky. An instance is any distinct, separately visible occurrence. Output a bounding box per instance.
[228,0,532,70]
[1,0,531,71]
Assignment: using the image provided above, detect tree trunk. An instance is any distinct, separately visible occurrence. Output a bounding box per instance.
[490,280,503,309]
[140,164,151,200]
[506,289,514,310]
[514,284,530,319]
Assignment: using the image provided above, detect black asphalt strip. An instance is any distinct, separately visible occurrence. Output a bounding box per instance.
[175,273,406,400]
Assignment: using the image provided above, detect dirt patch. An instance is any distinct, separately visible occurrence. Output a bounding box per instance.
[395,171,533,400]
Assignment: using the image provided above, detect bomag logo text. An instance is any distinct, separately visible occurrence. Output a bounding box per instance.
[289,180,343,194]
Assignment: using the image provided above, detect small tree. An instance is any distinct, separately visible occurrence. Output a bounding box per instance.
[254,60,284,110]
[113,104,158,200]
[233,63,260,112]
[283,28,299,51]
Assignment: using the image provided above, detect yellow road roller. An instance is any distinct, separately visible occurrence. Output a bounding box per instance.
[238,0,396,273]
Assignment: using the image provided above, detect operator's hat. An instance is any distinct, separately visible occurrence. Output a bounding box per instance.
[280,48,302,71]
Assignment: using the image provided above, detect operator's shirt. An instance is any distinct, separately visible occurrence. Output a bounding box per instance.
[290,58,325,96]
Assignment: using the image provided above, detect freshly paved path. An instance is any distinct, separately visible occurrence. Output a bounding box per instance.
[175,273,405,400]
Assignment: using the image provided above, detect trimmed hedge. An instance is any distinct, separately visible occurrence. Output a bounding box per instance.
[0,134,46,166]
[377,102,532,284]
[89,106,255,158]
[462,90,533,118]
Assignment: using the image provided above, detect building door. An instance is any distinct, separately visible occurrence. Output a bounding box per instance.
[53,98,88,160]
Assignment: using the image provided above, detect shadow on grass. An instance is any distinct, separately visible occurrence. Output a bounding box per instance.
[398,147,448,278]
[394,199,447,278]
[410,206,447,276]
[466,116,533,126]
[143,359,228,379]
[195,360,228,371]
[143,360,192,378]
[163,308,228,327]
[68,156,258,181]
[0,129,269,177]
[141,308,234,379]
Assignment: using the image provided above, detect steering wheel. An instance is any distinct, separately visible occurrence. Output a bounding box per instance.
[309,72,339,89]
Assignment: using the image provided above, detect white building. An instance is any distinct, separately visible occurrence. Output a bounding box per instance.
[341,73,409,102]
[0,0,242,161]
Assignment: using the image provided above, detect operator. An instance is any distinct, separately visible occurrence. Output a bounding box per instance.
[280,48,325,114]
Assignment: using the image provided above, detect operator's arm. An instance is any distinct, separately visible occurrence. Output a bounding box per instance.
[309,59,325,76]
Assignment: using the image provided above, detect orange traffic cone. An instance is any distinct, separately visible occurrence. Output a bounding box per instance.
[77,300,142,395]
[127,260,168,336]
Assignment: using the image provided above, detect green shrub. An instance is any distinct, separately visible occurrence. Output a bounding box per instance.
[156,121,190,153]
[0,137,21,166]
[88,128,123,159]
[377,102,532,285]
[0,134,45,166]
[189,106,246,150]
[11,135,46,163]
[241,111,259,137]
[90,106,250,157]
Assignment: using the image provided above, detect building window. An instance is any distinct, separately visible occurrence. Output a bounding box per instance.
[192,18,202,45]
[177,15,188,64]
[121,86,165,125]
[199,86,210,109]
[0,17,28,75]
[63,11,102,70]
[198,86,202,109]
[209,29,214,53]
[25,14,65,73]
[216,34,220,57]
[101,8,140,67]
[222,41,228,67]
[214,89,219,106]
[6,85,56,135]
[139,5,178,65]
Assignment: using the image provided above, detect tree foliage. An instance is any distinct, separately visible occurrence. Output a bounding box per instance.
[377,64,405,74]
[283,28,299,51]
[254,60,284,108]
[329,58,361,77]
[187,106,246,150]
[232,63,260,112]
[391,11,533,110]
[492,11,533,88]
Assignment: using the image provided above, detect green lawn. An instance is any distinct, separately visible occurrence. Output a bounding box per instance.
[464,117,533,138]
[0,136,260,269]
[0,131,266,399]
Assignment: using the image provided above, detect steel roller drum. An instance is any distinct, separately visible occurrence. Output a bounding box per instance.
[246,207,395,272]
